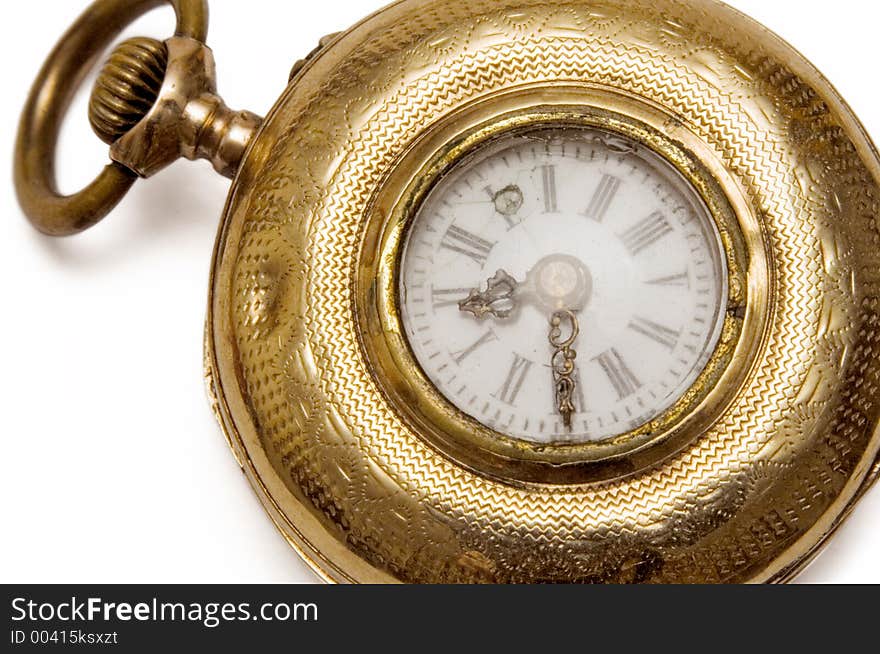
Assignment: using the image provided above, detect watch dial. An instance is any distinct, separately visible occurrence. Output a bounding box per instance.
[399,127,728,444]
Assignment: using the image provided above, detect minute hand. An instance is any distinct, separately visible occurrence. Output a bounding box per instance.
[550,309,581,431]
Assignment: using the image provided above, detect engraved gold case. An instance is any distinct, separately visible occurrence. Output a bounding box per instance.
[17,0,880,583]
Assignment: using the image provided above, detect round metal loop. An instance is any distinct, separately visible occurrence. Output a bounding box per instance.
[14,0,209,236]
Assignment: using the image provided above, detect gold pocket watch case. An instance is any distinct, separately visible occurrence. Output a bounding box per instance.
[15,0,880,583]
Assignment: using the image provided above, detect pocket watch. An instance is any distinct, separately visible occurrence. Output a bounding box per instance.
[15,0,880,584]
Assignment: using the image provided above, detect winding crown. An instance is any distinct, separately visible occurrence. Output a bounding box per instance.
[88,37,168,145]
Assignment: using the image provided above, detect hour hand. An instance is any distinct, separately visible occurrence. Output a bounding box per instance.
[459,270,521,320]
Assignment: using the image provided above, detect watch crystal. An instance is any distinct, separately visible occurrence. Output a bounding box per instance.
[400,127,728,444]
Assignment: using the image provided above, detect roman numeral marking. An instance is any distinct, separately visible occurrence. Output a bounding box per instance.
[620,211,674,255]
[452,330,497,364]
[541,164,558,213]
[629,317,681,350]
[431,287,471,309]
[494,354,534,405]
[571,369,585,415]
[585,174,621,222]
[595,349,642,400]
[440,225,496,265]
[646,271,691,288]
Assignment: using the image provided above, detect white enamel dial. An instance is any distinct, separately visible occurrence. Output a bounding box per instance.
[399,127,728,444]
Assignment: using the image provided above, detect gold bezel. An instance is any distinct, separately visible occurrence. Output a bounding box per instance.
[358,87,763,484]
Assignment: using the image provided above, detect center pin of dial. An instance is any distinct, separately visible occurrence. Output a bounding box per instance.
[531,254,593,313]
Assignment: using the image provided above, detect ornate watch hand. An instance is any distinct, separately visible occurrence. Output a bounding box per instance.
[549,310,580,431]
[459,269,521,320]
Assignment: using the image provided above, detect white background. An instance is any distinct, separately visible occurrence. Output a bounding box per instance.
[1,0,878,584]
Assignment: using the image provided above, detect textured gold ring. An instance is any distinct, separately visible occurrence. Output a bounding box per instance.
[13,0,208,236]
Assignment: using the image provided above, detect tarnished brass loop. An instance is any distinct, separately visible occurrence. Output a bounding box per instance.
[14,0,209,236]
